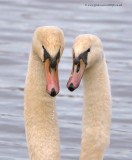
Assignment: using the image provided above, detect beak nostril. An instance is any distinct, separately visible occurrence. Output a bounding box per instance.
[50,88,56,97]
[68,83,75,91]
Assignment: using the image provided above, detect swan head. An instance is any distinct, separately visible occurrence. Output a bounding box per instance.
[67,34,103,91]
[32,26,65,97]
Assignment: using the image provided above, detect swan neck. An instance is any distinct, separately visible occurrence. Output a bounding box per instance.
[82,57,111,126]
[24,49,60,160]
[80,57,111,160]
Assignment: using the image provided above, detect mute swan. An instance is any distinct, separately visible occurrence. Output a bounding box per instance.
[24,26,65,160]
[67,34,111,160]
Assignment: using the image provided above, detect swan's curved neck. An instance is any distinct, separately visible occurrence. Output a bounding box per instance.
[24,50,60,160]
[80,57,111,160]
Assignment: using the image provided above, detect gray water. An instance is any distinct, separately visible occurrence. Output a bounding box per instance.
[0,0,132,159]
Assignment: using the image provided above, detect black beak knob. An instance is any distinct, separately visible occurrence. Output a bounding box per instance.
[68,83,75,91]
[50,88,56,97]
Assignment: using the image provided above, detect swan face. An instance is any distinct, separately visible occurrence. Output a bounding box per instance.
[67,34,103,91]
[32,26,65,96]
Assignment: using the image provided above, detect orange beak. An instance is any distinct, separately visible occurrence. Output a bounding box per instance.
[67,59,86,91]
[44,59,59,97]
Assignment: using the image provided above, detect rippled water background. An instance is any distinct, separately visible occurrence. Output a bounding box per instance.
[0,0,132,159]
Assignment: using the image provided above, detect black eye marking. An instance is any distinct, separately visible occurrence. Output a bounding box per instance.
[42,45,51,63]
[42,45,60,72]
[87,48,90,52]
[73,50,79,65]
[76,63,80,72]
[72,48,90,72]
[73,51,75,59]
[50,48,60,70]
[79,47,91,65]
[55,48,60,61]
[73,48,90,71]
